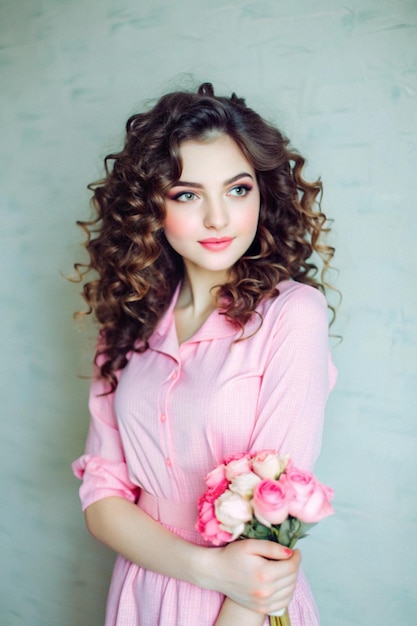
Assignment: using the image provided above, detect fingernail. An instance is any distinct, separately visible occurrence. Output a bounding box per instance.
[284,548,293,556]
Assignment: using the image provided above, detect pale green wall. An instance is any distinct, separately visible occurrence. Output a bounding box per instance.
[2,0,416,624]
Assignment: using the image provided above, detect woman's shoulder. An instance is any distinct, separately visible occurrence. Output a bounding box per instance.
[258,280,329,332]
[267,279,327,311]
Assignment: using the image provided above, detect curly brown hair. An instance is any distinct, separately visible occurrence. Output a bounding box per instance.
[74,82,335,391]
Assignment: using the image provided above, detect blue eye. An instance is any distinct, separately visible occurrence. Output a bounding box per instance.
[229,185,251,197]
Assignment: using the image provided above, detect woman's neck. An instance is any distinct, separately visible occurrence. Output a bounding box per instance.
[176,278,217,318]
[177,266,228,316]
[174,269,228,344]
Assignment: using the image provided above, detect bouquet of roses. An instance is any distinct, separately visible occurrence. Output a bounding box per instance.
[196,450,334,626]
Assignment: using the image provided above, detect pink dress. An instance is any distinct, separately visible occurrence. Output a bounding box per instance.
[73,280,337,625]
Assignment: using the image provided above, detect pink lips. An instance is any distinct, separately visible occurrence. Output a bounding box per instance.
[198,237,234,251]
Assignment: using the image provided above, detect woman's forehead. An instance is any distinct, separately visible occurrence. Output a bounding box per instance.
[177,135,255,183]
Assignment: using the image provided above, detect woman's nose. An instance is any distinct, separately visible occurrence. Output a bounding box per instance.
[203,198,229,230]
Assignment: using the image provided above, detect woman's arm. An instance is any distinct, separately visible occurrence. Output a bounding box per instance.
[214,599,265,626]
[250,284,335,470]
[85,495,300,615]
[213,286,334,623]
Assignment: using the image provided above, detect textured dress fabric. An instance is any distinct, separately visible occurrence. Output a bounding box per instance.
[73,280,337,626]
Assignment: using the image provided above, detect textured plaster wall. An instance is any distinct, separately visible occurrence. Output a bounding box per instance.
[1,0,416,624]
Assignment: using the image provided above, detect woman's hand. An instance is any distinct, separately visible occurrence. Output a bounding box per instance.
[201,539,301,615]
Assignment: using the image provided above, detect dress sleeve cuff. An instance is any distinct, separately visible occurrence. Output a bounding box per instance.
[72,454,140,511]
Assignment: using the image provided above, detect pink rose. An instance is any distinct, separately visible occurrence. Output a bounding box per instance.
[215,491,253,539]
[205,464,228,491]
[223,452,248,464]
[197,484,233,545]
[251,450,288,480]
[252,479,291,527]
[225,454,251,480]
[286,466,334,523]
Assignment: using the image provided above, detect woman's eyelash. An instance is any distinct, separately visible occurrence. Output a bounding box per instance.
[171,191,197,201]
[229,184,252,196]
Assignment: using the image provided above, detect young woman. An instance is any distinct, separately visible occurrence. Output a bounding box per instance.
[72,82,337,626]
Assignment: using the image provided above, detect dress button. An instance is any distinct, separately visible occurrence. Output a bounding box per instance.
[166,457,172,467]
[160,414,166,423]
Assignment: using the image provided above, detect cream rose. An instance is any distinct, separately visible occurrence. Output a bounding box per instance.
[230,472,262,498]
[251,450,289,480]
[215,491,253,538]
[225,455,252,480]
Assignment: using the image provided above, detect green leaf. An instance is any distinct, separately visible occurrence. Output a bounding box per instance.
[241,518,318,549]
[241,520,274,541]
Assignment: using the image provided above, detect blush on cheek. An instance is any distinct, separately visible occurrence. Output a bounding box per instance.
[241,211,260,229]
[238,207,260,235]
[164,212,189,237]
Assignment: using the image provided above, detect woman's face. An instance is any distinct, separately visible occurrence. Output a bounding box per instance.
[164,134,260,282]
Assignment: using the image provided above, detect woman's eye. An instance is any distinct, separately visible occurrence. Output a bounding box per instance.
[229,185,250,197]
[174,191,197,202]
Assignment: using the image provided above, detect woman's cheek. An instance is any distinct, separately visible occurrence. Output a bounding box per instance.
[237,203,260,233]
[164,208,190,238]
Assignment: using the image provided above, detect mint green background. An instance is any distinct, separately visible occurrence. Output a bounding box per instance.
[1,1,416,624]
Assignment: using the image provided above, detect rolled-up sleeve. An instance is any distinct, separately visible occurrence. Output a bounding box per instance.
[72,367,140,511]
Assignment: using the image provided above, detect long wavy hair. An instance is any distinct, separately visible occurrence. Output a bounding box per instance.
[74,82,335,391]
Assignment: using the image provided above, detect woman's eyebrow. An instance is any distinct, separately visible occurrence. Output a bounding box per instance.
[224,172,254,185]
[172,172,254,189]
[172,180,203,189]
